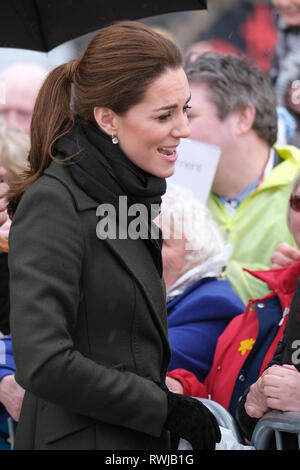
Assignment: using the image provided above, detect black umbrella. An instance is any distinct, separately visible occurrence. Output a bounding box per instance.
[0,0,207,52]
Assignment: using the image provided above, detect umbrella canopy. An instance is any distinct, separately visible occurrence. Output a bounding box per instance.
[0,0,207,52]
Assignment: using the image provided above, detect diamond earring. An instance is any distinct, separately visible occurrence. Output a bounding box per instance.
[112,135,119,144]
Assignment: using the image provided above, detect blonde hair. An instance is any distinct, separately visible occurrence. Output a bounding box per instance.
[0,119,30,186]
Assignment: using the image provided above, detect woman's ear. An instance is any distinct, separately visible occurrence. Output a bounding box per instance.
[93,107,118,136]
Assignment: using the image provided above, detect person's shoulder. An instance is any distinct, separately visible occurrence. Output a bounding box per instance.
[13,164,77,221]
[17,160,97,214]
[184,277,244,307]
[206,277,244,305]
[21,166,73,204]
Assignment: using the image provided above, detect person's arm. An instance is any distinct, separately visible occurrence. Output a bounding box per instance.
[0,375,24,422]
[166,369,208,397]
[0,334,24,422]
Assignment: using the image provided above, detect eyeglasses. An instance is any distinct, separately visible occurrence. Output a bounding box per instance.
[289,194,300,212]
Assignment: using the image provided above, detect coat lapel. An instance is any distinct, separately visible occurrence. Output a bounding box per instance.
[105,235,170,351]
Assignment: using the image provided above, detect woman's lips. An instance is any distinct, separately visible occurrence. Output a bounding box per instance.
[157,147,178,162]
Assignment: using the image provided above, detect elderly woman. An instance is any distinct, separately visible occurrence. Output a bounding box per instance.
[159,184,245,382]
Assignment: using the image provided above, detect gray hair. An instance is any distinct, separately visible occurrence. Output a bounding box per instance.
[161,183,226,274]
[184,52,278,147]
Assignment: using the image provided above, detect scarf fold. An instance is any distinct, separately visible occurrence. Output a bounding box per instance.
[53,120,166,275]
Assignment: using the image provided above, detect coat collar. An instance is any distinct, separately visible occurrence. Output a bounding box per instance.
[44,160,98,211]
[244,259,300,308]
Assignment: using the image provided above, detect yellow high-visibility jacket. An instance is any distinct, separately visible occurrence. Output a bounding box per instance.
[207,145,300,304]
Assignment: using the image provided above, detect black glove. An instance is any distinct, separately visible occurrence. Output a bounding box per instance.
[161,385,221,450]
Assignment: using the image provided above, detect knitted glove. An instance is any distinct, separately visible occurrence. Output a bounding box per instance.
[161,384,221,450]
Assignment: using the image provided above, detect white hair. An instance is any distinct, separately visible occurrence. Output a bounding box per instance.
[161,183,226,274]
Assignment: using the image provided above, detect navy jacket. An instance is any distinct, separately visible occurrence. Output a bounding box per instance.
[167,277,245,381]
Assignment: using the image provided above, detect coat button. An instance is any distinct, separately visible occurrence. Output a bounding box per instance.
[217,365,221,371]
[257,303,264,308]
[238,374,246,382]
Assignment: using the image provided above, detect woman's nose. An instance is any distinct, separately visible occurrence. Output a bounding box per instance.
[172,115,190,139]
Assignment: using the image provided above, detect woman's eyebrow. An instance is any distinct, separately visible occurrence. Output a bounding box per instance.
[153,94,191,112]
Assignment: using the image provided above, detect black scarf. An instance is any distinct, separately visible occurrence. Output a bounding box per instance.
[53,120,166,275]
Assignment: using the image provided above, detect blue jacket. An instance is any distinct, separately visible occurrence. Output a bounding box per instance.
[167,277,245,382]
[0,334,15,422]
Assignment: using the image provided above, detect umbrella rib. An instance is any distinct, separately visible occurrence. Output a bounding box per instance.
[30,1,49,52]
[11,0,48,52]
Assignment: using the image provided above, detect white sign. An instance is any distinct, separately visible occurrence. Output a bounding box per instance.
[169,138,221,203]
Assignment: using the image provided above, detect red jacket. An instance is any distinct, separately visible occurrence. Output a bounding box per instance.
[168,261,300,414]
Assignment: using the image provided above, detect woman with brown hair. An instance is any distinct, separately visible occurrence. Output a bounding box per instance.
[7,21,220,450]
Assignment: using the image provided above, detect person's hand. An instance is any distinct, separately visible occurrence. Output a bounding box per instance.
[165,376,184,394]
[0,374,25,422]
[163,388,221,450]
[245,376,270,418]
[270,242,300,269]
[260,364,300,412]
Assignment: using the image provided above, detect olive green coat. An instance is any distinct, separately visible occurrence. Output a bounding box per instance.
[9,161,170,450]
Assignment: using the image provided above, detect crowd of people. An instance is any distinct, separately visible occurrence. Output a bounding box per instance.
[0,0,299,451]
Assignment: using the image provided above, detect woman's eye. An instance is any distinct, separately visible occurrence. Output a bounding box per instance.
[157,112,171,121]
[183,105,192,113]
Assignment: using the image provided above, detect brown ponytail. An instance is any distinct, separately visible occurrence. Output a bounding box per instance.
[7,61,77,216]
[7,21,182,216]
